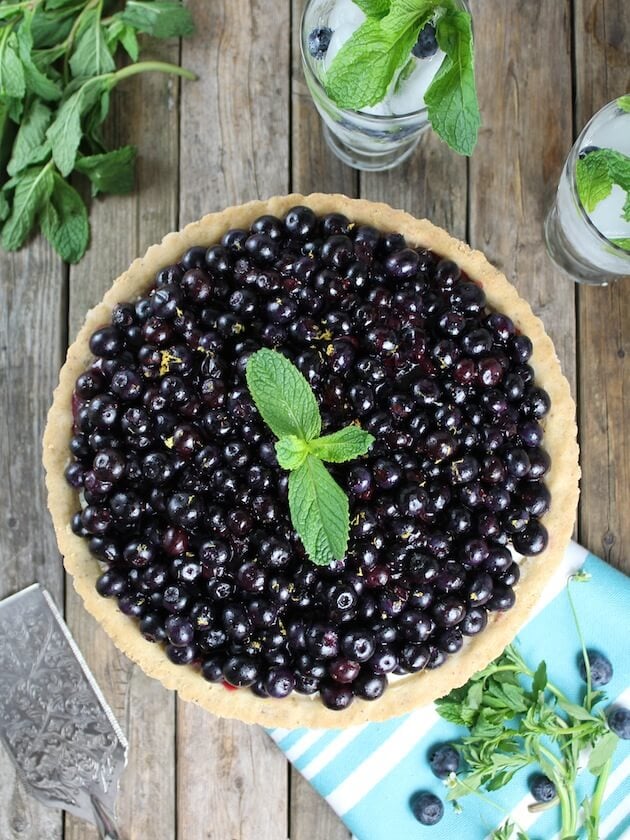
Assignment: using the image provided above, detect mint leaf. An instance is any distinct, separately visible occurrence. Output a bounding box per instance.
[587,731,618,775]
[576,148,630,221]
[246,349,321,441]
[425,10,480,155]
[75,145,137,195]
[7,100,52,177]
[1,163,54,250]
[435,700,467,725]
[46,77,111,176]
[275,436,310,470]
[106,18,140,62]
[0,191,10,222]
[120,0,195,38]
[352,0,390,17]
[288,454,349,564]
[325,18,418,109]
[69,10,116,78]
[16,11,62,101]
[531,660,547,697]
[309,425,375,463]
[618,95,630,113]
[40,173,89,263]
[0,33,26,98]
[576,152,613,212]
[611,237,630,251]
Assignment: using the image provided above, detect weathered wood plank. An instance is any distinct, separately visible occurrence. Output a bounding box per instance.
[63,38,180,840]
[468,0,576,389]
[360,130,468,241]
[0,241,64,839]
[290,770,351,840]
[177,2,290,839]
[573,0,629,572]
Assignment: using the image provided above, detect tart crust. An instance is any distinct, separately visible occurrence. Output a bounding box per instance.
[43,194,580,728]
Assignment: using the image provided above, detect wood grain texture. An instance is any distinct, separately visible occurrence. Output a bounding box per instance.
[290,770,351,840]
[468,0,576,392]
[63,38,180,840]
[0,241,64,839]
[573,0,629,571]
[177,3,289,839]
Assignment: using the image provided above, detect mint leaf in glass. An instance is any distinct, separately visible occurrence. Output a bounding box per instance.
[424,9,480,156]
[576,147,630,223]
[352,0,391,17]
[288,455,350,565]
[617,95,630,114]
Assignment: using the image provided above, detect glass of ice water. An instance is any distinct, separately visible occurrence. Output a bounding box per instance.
[300,0,471,172]
[544,98,630,285]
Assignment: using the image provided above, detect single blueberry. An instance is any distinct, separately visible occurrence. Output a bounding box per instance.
[578,650,613,687]
[578,145,601,159]
[410,791,444,825]
[308,27,333,59]
[607,706,630,740]
[412,22,438,59]
[530,774,557,803]
[429,744,461,779]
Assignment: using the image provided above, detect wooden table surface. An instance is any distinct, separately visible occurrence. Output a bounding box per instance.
[1,1,628,838]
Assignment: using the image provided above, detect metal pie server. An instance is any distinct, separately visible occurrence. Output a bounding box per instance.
[0,584,128,839]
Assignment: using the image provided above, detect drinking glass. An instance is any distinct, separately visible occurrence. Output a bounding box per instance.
[300,0,471,172]
[544,98,630,285]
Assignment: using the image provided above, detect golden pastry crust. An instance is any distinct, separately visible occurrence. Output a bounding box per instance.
[43,193,580,728]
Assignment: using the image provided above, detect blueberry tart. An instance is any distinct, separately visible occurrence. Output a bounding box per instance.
[43,194,579,727]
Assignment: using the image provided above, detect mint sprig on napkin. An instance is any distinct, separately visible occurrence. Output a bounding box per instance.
[436,573,624,840]
[324,0,480,156]
[246,349,374,566]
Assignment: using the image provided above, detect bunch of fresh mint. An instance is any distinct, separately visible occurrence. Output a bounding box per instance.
[0,0,196,263]
[325,0,480,156]
[435,574,623,840]
[246,349,374,566]
[575,97,630,253]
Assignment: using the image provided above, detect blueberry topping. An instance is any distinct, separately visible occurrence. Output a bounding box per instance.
[308,27,332,60]
[65,206,553,711]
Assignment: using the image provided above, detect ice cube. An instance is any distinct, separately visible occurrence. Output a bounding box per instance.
[324,22,359,72]
[386,51,445,116]
[328,0,365,32]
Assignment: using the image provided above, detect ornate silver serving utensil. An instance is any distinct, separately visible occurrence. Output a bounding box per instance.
[0,584,127,839]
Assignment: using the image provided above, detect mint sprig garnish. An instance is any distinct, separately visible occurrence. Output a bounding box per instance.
[617,95,630,114]
[435,574,623,840]
[246,349,374,566]
[324,0,480,157]
[576,147,630,224]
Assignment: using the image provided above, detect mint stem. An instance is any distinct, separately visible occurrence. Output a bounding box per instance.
[113,61,197,83]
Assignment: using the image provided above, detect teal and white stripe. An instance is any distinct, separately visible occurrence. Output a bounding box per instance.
[267,543,630,839]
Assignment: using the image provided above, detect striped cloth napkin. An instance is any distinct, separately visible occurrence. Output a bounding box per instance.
[267,542,630,839]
